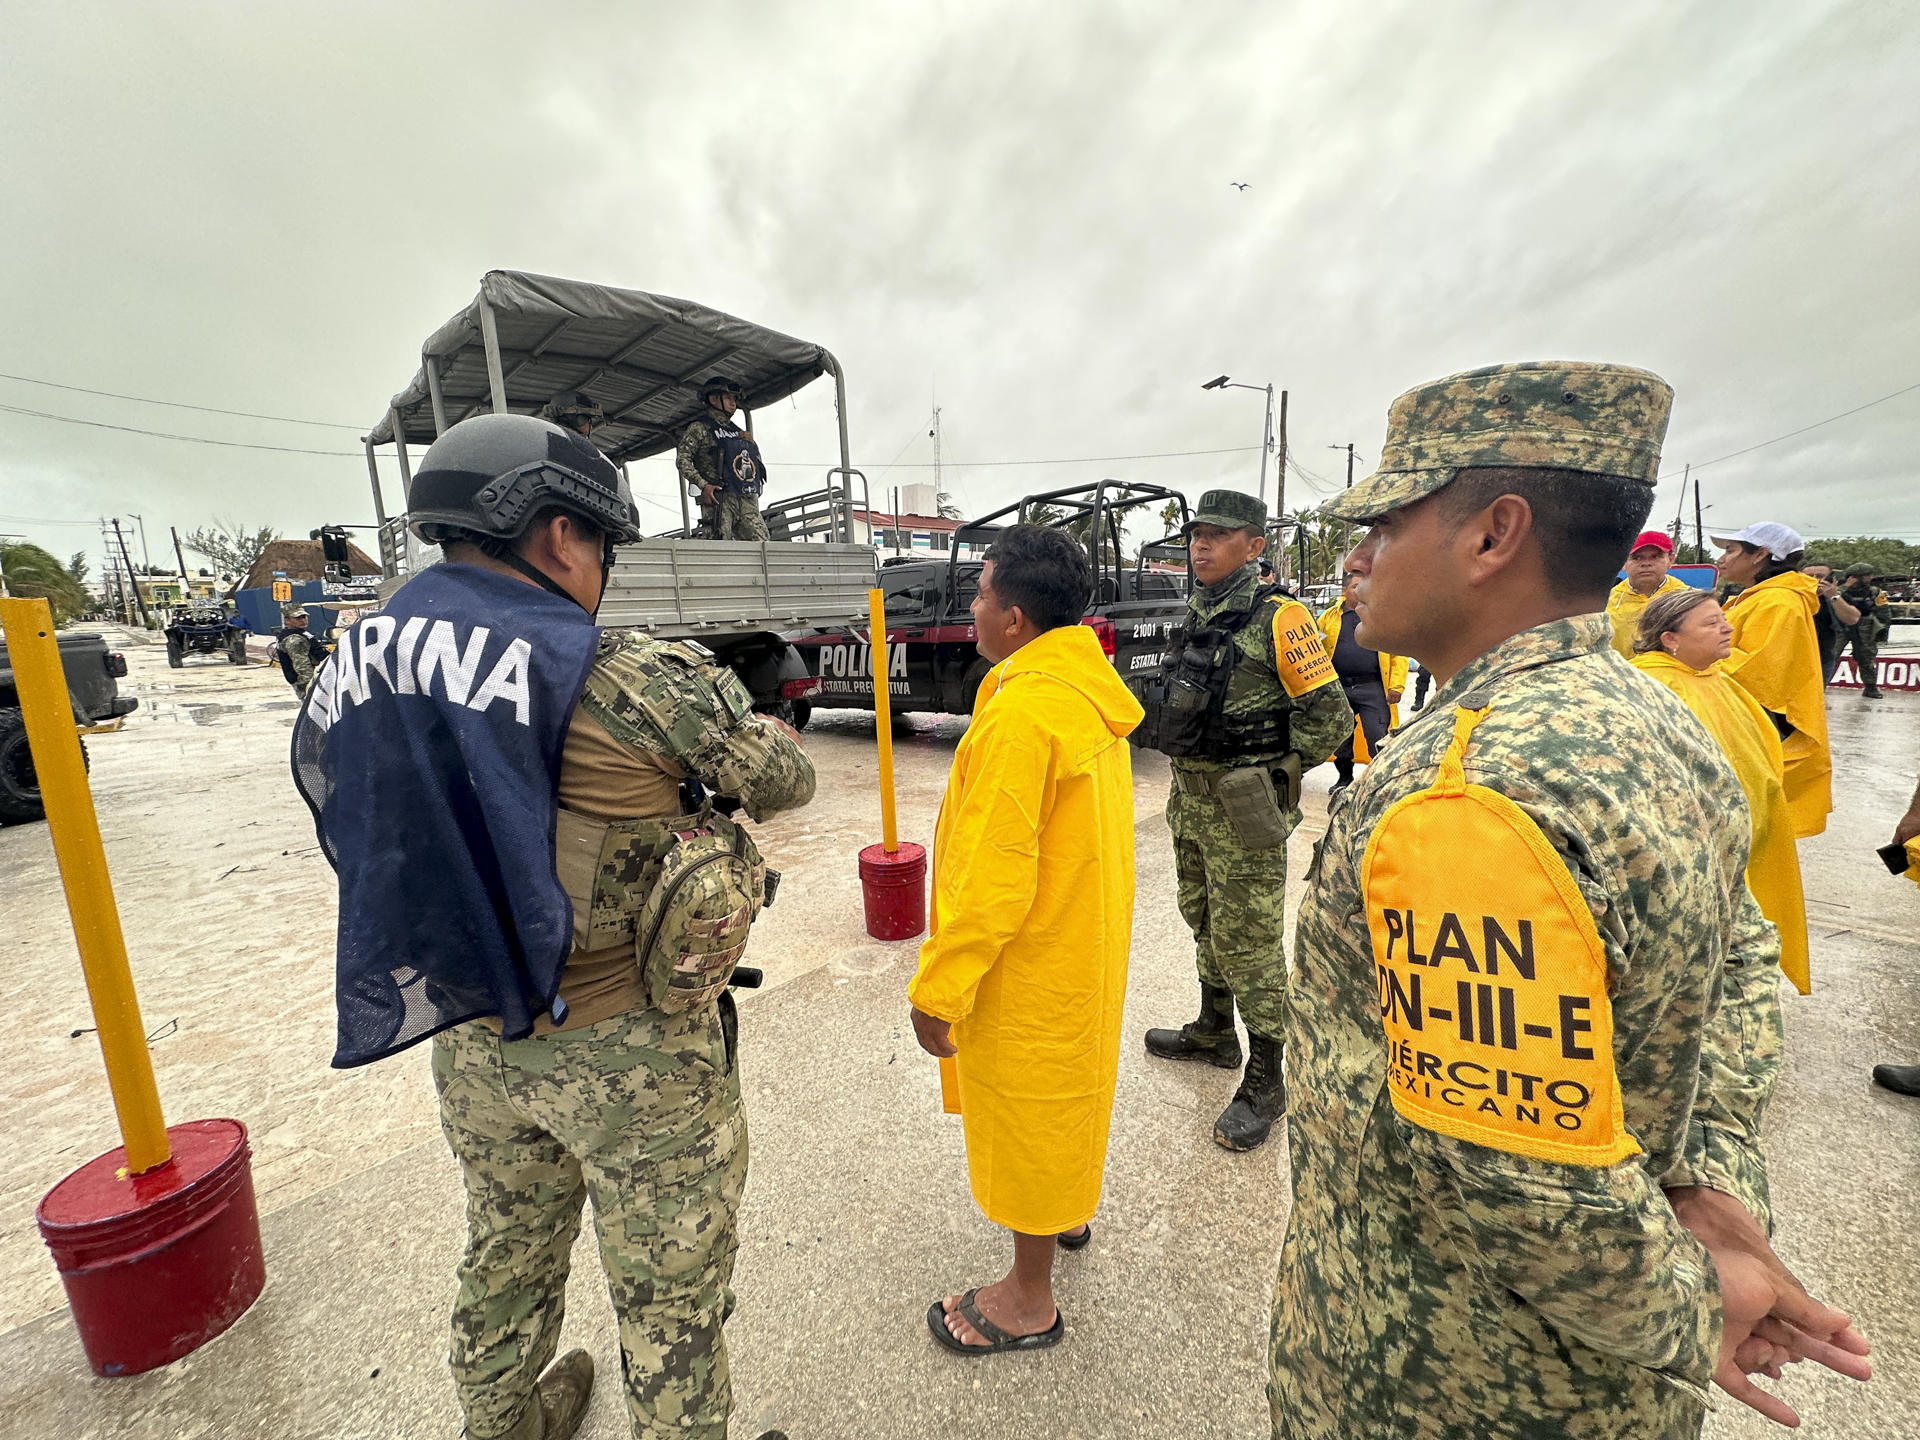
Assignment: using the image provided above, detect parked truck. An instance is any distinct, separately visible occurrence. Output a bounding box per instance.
[785,480,1194,725]
[359,271,880,716]
[0,629,137,824]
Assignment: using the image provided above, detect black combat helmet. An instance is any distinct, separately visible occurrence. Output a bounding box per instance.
[700,374,743,404]
[407,413,641,547]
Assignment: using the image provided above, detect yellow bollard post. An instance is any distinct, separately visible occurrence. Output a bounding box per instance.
[0,599,169,1173]
[868,586,899,853]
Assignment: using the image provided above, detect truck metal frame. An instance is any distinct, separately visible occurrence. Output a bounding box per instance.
[788,480,1194,721]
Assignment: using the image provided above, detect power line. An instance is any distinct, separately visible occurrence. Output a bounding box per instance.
[1661,377,1920,480]
[0,371,364,429]
[766,444,1261,469]
[0,401,363,457]
[0,511,106,527]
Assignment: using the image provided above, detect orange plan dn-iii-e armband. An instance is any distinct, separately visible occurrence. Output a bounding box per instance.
[1270,599,1337,699]
[1359,704,1639,1166]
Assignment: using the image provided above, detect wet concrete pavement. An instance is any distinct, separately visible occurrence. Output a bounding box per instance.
[0,626,1914,1438]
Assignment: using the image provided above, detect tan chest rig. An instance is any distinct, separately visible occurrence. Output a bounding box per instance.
[553,801,768,1015]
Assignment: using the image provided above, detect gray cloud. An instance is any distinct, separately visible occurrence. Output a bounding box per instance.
[2,0,1915,575]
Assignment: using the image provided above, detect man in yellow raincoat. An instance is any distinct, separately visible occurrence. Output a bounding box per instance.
[1604,529,1690,657]
[1630,588,1811,993]
[1711,523,1832,836]
[1316,569,1409,786]
[907,523,1143,1355]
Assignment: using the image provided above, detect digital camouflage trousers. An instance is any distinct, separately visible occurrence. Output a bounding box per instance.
[715,491,768,541]
[431,999,748,1440]
[1167,780,1297,1040]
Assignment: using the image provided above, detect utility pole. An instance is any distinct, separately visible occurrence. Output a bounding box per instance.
[1670,465,1688,546]
[171,525,193,596]
[1692,470,1705,561]
[929,404,944,513]
[112,519,150,627]
[129,513,152,573]
[1274,389,1288,525]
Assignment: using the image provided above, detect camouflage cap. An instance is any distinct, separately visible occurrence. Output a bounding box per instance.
[1320,361,1673,523]
[280,601,309,620]
[1186,488,1267,533]
[1844,562,1877,579]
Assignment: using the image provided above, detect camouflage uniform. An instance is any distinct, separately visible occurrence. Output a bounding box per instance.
[1168,563,1353,1041]
[435,631,813,1440]
[1837,570,1891,695]
[676,417,767,542]
[1272,363,1783,1439]
[274,604,326,698]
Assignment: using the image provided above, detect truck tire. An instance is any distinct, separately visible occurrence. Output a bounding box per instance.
[959,658,992,717]
[0,709,85,825]
[167,640,184,669]
[791,699,811,730]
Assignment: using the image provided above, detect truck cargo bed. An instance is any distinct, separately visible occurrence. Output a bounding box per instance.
[595,540,876,637]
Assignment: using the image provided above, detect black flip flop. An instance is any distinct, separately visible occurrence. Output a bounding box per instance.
[927,1288,1065,1356]
[1056,1223,1092,1252]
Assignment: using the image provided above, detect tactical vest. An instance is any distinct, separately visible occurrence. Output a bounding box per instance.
[708,418,767,496]
[275,628,326,686]
[1134,583,1292,762]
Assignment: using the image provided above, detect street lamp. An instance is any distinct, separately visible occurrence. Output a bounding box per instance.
[1201,375,1280,513]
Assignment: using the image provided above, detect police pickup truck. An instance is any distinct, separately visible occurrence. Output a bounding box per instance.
[786,481,1193,725]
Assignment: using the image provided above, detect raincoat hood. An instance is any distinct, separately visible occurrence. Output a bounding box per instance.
[975,623,1144,743]
[1737,570,1819,615]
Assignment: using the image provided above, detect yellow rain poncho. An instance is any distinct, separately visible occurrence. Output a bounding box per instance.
[907,623,1143,1235]
[1604,573,1689,658]
[1722,571,1831,837]
[1631,651,1811,993]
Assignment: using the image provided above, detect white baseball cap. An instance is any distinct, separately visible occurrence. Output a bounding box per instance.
[1709,522,1804,560]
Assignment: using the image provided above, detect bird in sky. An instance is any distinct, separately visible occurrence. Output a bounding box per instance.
[1229,181,1250,190]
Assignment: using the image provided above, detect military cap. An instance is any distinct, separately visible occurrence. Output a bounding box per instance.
[1844,562,1877,579]
[1321,361,1674,522]
[280,600,309,620]
[1185,488,1267,534]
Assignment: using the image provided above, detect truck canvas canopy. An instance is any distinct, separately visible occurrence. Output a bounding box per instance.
[362,270,863,559]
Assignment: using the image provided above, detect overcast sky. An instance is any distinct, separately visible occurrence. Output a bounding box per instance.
[3,0,1916,576]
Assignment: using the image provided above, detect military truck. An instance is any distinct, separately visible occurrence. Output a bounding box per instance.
[163,598,249,668]
[0,629,137,824]
[360,271,879,717]
[786,480,1194,725]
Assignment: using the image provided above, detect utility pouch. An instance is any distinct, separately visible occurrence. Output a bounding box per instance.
[554,804,768,1014]
[1216,765,1288,850]
[1272,753,1302,809]
[637,818,767,1014]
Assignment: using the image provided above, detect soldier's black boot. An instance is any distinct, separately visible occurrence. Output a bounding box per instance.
[1872,1064,1920,1096]
[1144,983,1242,1068]
[1213,1034,1286,1151]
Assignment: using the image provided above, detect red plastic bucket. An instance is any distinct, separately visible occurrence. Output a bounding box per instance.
[859,841,928,940]
[37,1118,265,1376]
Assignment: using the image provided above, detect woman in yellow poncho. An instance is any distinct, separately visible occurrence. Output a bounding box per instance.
[1712,523,1831,837]
[908,526,1143,1356]
[1630,587,1810,992]
[1316,572,1409,780]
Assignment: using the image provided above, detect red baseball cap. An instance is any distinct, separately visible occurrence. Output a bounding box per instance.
[1628,530,1674,555]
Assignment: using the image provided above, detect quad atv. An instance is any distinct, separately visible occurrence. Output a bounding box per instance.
[164,599,249,668]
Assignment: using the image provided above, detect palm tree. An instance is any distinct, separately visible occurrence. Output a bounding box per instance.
[1,542,90,623]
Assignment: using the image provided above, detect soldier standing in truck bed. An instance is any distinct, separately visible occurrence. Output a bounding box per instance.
[677,376,770,541]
